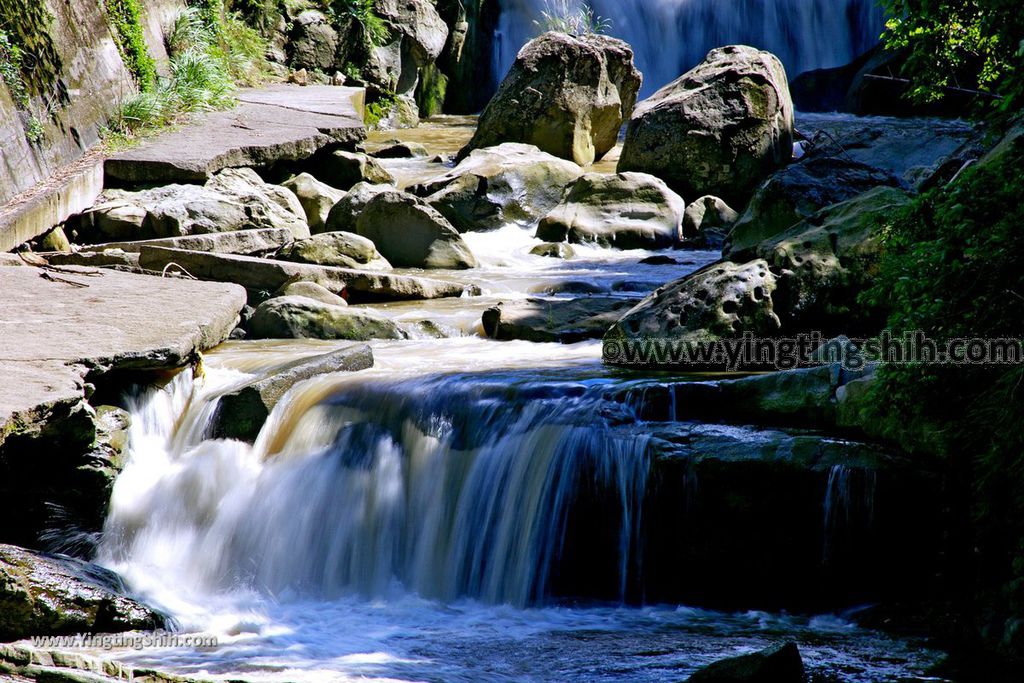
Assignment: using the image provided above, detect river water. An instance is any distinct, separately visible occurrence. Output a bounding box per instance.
[86,119,947,682]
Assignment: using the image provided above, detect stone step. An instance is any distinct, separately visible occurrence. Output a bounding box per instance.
[79,227,294,256]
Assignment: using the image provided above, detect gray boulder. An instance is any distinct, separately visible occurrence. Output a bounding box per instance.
[355,190,478,269]
[604,260,783,367]
[683,196,739,249]
[374,141,430,158]
[412,143,583,232]
[376,0,449,66]
[276,280,348,306]
[483,297,635,343]
[282,173,345,233]
[247,296,407,341]
[80,168,310,242]
[0,544,166,641]
[724,156,901,259]
[685,642,804,683]
[463,31,642,166]
[278,232,392,271]
[618,45,794,207]
[323,181,393,234]
[311,150,396,190]
[289,10,338,72]
[536,172,684,249]
[212,344,373,441]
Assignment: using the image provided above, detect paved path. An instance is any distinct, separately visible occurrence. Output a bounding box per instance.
[105,84,365,184]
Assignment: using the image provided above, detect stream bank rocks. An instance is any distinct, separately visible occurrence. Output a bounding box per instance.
[685,642,805,683]
[0,544,166,641]
[278,232,393,271]
[247,296,407,342]
[536,172,685,249]
[411,143,583,232]
[462,31,642,166]
[618,45,794,207]
[281,173,346,233]
[355,190,477,269]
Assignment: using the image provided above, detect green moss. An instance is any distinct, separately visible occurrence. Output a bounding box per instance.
[363,89,396,128]
[104,0,157,90]
[415,63,448,117]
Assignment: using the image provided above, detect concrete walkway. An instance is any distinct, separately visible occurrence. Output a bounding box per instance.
[105,85,365,184]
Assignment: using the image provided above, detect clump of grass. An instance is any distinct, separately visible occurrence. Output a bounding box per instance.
[329,0,391,47]
[104,0,158,89]
[105,1,270,144]
[534,0,611,36]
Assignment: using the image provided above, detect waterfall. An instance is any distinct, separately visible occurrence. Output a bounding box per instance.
[822,464,877,564]
[495,0,886,94]
[99,365,651,609]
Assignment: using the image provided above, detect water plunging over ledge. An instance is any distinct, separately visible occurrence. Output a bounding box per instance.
[494,0,885,95]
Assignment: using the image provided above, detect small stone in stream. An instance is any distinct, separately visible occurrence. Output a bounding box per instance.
[38,227,72,252]
[530,242,575,259]
[374,142,430,158]
[247,296,407,341]
[310,150,396,190]
[612,281,652,293]
[230,327,247,340]
[277,280,348,307]
[428,154,452,164]
[684,641,804,683]
[682,195,739,250]
[281,173,345,233]
[483,297,636,343]
[640,255,681,265]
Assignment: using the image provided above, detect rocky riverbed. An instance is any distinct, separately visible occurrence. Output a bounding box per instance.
[0,17,1011,683]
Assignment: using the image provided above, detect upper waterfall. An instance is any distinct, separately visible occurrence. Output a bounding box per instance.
[494,0,886,94]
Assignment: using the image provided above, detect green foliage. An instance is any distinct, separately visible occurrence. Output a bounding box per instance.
[534,0,612,36]
[415,63,448,118]
[104,0,157,90]
[106,1,269,142]
[0,29,29,107]
[363,89,396,128]
[881,0,1024,122]
[327,0,391,47]
[861,133,1024,624]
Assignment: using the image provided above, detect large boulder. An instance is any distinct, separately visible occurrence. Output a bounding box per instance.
[281,173,345,233]
[278,232,393,271]
[536,172,685,249]
[212,344,374,441]
[755,186,911,331]
[462,31,642,166]
[0,544,166,640]
[411,143,583,232]
[247,296,408,341]
[724,156,901,259]
[376,0,449,66]
[309,150,396,190]
[618,45,794,207]
[355,190,477,269]
[482,297,636,343]
[604,260,783,368]
[323,182,393,235]
[80,168,310,242]
[288,10,338,72]
[685,642,805,683]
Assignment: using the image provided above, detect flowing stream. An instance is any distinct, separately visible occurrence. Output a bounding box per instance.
[495,0,885,95]
[85,121,946,682]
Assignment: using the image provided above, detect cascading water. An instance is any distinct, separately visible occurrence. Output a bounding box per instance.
[494,0,886,94]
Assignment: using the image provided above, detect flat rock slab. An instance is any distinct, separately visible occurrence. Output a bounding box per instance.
[138,246,477,302]
[80,227,294,255]
[105,85,365,184]
[0,266,246,447]
[482,296,637,343]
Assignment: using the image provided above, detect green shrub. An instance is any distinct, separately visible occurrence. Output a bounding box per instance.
[861,131,1024,635]
[328,0,391,47]
[534,0,611,36]
[104,0,157,90]
[363,89,396,128]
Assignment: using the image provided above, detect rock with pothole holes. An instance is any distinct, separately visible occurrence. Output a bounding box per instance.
[603,260,782,368]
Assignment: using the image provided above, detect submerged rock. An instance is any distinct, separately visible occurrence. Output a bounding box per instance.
[278,232,392,271]
[724,156,901,259]
[536,172,685,249]
[483,297,635,343]
[412,143,583,232]
[355,190,478,269]
[281,173,345,233]
[213,344,373,441]
[685,642,805,683]
[618,45,794,207]
[374,141,430,159]
[0,544,166,640]
[463,31,642,166]
[530,242,576,259]
[247,296,408,341]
